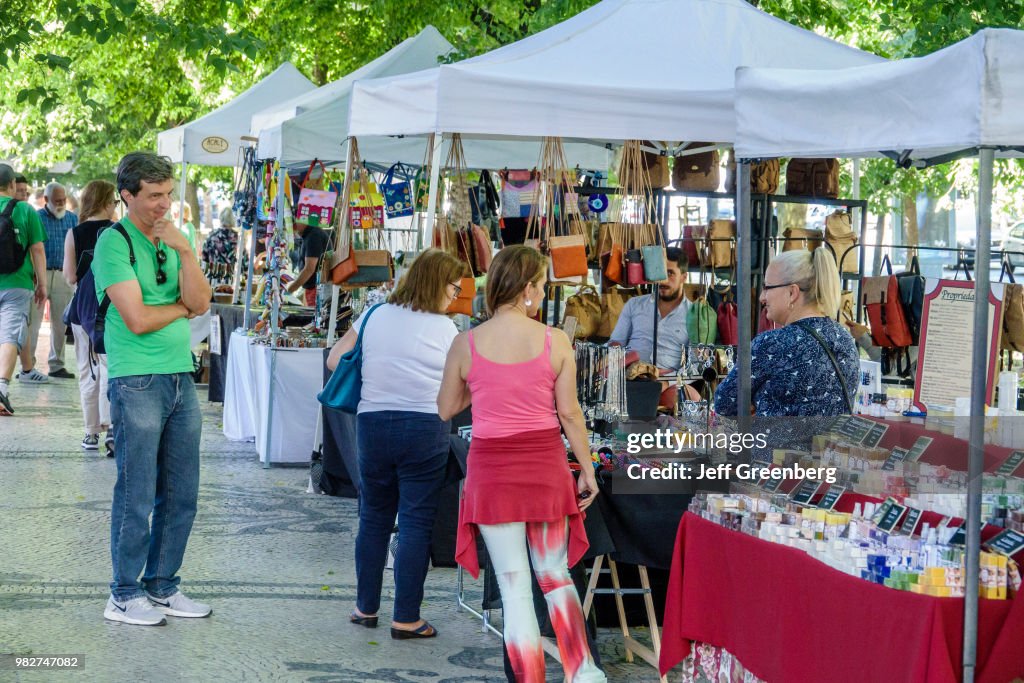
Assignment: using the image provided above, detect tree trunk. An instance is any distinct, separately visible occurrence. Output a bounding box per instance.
[186,182,200,237]
[872,212,887,275]
[903,196,919,260]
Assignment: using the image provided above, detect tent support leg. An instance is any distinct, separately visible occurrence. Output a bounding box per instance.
[963,147,993,683]
[736,160,753,431]
[423,133,444,250]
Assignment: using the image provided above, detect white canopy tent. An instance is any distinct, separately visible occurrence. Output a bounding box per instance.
[348,0,883,143]
[733,28,1024,683]
[158,62,315,166]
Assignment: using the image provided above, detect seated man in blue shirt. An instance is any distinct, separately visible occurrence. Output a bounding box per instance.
[609,247,700,400]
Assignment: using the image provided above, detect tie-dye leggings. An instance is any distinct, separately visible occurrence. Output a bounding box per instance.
[479,520,606,682]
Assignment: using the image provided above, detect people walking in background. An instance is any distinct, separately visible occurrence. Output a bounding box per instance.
[172,200,199,257]
[26,181,77,379]
[438,245,605,682]
[327,249,469,640]
[0,164,48,416]
[11,174,47,384]
[95,152,212,626]
[63,179,118,455]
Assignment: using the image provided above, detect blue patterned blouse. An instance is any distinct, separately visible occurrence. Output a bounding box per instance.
[715,316,859,417]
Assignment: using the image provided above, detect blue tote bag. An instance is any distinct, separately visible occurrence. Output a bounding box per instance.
[317,303,384,413]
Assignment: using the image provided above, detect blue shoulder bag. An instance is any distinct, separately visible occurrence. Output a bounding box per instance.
[317,303,384,413]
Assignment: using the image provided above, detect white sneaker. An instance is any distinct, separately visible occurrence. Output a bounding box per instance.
[16,369,48,384]
[146,591,212,618]
[82,434,100,450]
[104,595,167,626]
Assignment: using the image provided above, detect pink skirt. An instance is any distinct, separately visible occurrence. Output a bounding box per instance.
[456,427,589,578]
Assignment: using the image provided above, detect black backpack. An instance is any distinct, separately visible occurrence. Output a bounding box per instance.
[69,223,134,355]
[0,199,27,275]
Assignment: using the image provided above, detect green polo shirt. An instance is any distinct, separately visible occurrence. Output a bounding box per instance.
[92,217,192,379]
[0,196,47,291]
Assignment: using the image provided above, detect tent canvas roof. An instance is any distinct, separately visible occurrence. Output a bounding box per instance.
[734,28,1024,161]
[348,0,882,144]
[157,62,315,166]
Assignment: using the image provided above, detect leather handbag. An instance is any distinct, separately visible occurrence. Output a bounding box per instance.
[724,152,780,194]
[317,303,384,413]
[672,143,720,192]
[447,276,476,316]
[825,210,858,273]
[895,256,925,345]
[330,243,358,285]
[861,273,913,348]
[716,298,739,346]
[563,285,602,339]
[625,248,646,286]
[682,224,705,267]
[597,287,638,338]
[687,297,718,344]
[642,244,668,282]
[345,250,393,287]
[782,227,823,252]
[549,233,589,279]
[705,219,736,269]
[786,158,839,198]
[641,141,670,189]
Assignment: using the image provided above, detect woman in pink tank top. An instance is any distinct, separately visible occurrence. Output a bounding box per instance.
[438,246,605,683]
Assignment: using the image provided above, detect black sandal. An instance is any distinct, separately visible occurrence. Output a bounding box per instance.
[390,621,437,639]
[350,612,378,628]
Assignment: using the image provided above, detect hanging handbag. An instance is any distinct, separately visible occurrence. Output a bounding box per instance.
[687,297,718,344]
[625,249,646,286]
[597,287,638,338]
[549,233,589,279]
[782,227,823,252]
[640,224,668,282]
[706,219,736,269]
[381,162,414,218]
[716,297,739,346]
[825,210,858,274]
[682,224,705,267]
[500,170,539,218]
[786,158,840,198]
[1001,284,1024,353]
[672,143,720,192]
[563,285,602,339]
[896,255,926,345]
[640,141,670,189]
[317,303,384,414]
[349,166,385,229]
[861,258,913,348]
[724,151,780,195]
[447,276,476,316]
[345,250,393,287]
[295,159,337,228]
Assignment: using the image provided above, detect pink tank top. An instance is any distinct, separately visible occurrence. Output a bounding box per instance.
[466,327,560,439]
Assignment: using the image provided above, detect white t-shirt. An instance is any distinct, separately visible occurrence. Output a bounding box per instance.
[354,303,458,415]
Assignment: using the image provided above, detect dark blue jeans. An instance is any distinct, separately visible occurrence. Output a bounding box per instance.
[356,410,449,622]
[108,373,202,601]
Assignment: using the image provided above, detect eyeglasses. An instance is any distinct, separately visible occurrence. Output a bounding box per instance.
[450,282,463,297]
[155,247,168,285]
[762,281,798,291]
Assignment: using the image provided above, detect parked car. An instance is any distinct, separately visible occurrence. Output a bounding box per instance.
[1003,221,1024,266]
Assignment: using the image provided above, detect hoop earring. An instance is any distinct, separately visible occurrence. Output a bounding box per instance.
[525,299,533,307]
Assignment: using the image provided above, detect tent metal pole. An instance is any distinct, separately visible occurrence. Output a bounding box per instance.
[963,147,993,683]
[736,161,753,431]
[423,133,444,249]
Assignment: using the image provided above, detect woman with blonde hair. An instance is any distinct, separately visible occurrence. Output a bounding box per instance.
[715,247,858,417]
[62,179,119,455]
[438,245,605,682]
[327,248,469,639]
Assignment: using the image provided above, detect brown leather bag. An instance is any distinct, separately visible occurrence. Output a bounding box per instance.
[782,227,823,252]
[563,286,602,339]
[673,143,720,192]
[641,141,670,189]
[724,152,779,194]
[786,158,839,198]
[825,211,858,274]
[705,219,736,268]
[596,287,638,338]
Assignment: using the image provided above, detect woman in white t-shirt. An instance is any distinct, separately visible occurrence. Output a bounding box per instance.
[326,248,469,640]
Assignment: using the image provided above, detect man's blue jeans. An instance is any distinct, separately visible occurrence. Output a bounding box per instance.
[355,410,449,623]
[108,373,202,601]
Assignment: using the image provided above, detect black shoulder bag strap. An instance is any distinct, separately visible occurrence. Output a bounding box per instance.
[95,222,137,328]
[795,320,854,414]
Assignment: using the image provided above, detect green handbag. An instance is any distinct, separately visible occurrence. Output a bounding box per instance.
[687,297,718,344]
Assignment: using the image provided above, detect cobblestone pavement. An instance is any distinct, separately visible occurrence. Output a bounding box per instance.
[0,332,664,683]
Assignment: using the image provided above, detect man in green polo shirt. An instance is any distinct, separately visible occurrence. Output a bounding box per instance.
[0,163,47,415]
[93,152,212,626]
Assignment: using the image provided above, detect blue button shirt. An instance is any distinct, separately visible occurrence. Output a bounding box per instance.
[38,207,78,268]
[609,294,690,370]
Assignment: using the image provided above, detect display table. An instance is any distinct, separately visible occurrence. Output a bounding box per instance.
[868,417,1017,474]
[659,513,1024,683]
[222,330,323,464]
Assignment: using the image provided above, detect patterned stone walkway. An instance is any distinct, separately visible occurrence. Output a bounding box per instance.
[0,331,662,682]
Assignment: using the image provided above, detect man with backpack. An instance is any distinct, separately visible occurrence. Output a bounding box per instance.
[0,164,48,416]
[94,152,212,626]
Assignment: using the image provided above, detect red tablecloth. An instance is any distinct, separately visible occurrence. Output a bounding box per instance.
[660,513,1024,682]
[868,418,1018,475]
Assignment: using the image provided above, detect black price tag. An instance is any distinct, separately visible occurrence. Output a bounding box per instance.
[996,451,1024,477]
[817,485,846,511]
[877,502,907,532]
[860,423,889,448]
[882,447,910,471]
[899,507,922,535]
[790,480,822,506]
[986,529,1024,558]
